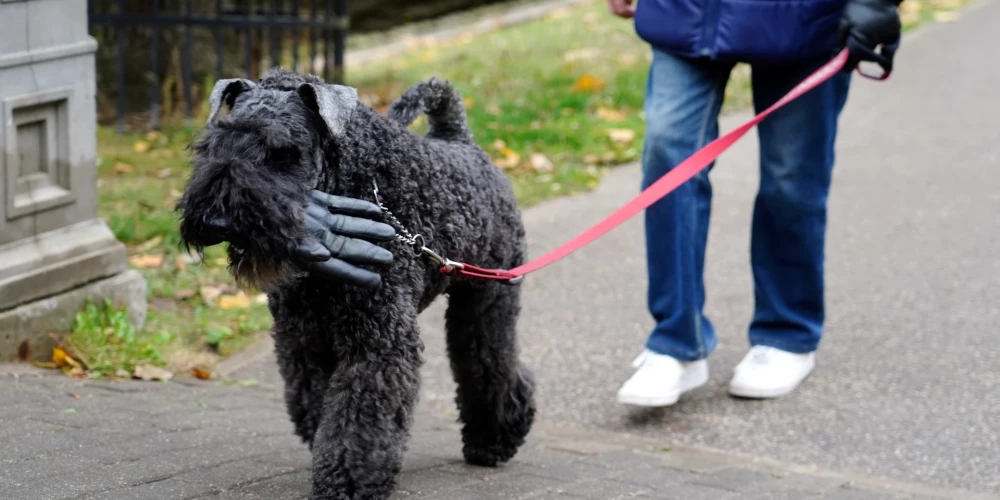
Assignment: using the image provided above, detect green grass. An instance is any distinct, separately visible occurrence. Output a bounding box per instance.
[62,299,171,378]
[345,1,751,206]
[95,126,273,374]
[84,0,970,377]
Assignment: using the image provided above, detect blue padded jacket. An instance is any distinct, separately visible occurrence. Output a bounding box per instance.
[634,0,848,63]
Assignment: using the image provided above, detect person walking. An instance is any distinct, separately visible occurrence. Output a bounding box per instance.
[610,0,902,405]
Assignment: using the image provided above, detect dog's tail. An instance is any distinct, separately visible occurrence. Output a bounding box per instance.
[386,77,473,144]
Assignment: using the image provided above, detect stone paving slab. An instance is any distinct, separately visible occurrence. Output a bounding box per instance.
[2,367,993,500]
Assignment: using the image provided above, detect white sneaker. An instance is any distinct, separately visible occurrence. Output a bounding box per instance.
[728,346,815,399]
[617,349,709,407]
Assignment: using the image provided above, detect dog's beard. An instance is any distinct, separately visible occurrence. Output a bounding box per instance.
[227,245,302,293]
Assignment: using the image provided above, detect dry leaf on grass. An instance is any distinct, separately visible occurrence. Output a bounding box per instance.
[132,141,151,153]
[155,168,173,178]
[134,364,173,381]
[595,107,627,122]
[571,75,606,92]
[174,255,189,273]
[607,128,636,145]
[199,285,224,305]
[217,292,251,310]
[114,162,135,174]
[617,54,640,67]
[174,289,196,300]
[192,367,212,380]
[129,254,165,269]
[493,148,521,170]
[529,153,554,173]
[933,11,959,22]
[563,48,600,63]
[491,139,507,152]
[138,236,163,252]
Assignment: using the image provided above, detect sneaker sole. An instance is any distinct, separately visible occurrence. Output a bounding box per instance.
[728,371,812,399]
[617,367,709,408]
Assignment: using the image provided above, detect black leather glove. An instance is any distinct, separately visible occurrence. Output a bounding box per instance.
[290,190,396,288]
[840,0,903,76]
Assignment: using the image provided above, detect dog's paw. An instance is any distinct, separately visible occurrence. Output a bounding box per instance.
[462,444,517,467]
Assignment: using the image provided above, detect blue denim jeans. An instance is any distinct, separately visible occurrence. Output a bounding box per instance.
[641,47,852,361]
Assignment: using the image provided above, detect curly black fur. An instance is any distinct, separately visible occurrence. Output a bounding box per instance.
[177,69,535,500]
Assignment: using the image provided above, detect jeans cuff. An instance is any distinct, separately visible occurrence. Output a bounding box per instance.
[645,335,716,362]
[748,335,818,354]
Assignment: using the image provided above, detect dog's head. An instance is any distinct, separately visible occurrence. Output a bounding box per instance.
[177,71,358,290]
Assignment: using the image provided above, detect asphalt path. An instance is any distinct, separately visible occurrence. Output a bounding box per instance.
[411,1,1000,493]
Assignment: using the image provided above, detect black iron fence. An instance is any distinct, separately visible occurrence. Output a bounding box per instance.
[88,0,347,132]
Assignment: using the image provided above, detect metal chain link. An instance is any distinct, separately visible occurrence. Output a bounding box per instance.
[373,181,424,256]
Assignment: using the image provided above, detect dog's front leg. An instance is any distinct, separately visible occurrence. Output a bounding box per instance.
[309,331,422,500]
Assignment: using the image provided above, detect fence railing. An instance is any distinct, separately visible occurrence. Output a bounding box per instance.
[88,0,348,132]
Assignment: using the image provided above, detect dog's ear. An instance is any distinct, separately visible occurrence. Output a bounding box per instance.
[296,83,358,139]
[207,78,257,124]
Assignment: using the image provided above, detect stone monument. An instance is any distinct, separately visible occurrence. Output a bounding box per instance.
[0,0,147,362]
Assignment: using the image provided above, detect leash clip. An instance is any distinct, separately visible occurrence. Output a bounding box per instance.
[420,246,465,274]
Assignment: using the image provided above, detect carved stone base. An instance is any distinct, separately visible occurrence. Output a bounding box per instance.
[0,218,148,362]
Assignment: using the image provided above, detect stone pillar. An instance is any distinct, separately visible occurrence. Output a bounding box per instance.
[0,0,147,362]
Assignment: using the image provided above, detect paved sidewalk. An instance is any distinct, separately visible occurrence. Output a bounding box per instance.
[1,364,992,500]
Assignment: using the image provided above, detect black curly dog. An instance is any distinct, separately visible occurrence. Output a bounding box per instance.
[176,69,536,499]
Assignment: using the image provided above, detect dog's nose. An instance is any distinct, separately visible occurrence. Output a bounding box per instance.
[190,215,232,247]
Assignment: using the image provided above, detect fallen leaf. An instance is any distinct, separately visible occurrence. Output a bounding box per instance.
[133,140,151,153]
[529,153,554,173]
[134,364,173,381]
[485,103,501,115]
[114,368,131,379]
[155,168,172,178]
[573,75,604,92]
[174,288,196,300]
[52,348,83,371]
[933,11,958,21]
[607,128,636,145]
[67,365,86,379]
[138,236,163,252]
[199,286,223,305]
[491,139,507,152]
[145,131,162,141]
[114,162,135,174]
[493,148,521,170]
[129,253,165,269]
[617,53,640,67]
[595,107,627,122]
[463,96,475,109]
[583,154,599,165]
[174,255,188,273]
[69,393,81,399]
[217,292,251,310]
[192,367,212,380]
[563,48,600,63]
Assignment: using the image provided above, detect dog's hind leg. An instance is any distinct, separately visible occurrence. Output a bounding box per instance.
[308,315,422,500]
[445,281,536,467]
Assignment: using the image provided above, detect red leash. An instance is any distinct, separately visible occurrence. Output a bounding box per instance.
[443,48,879,283]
